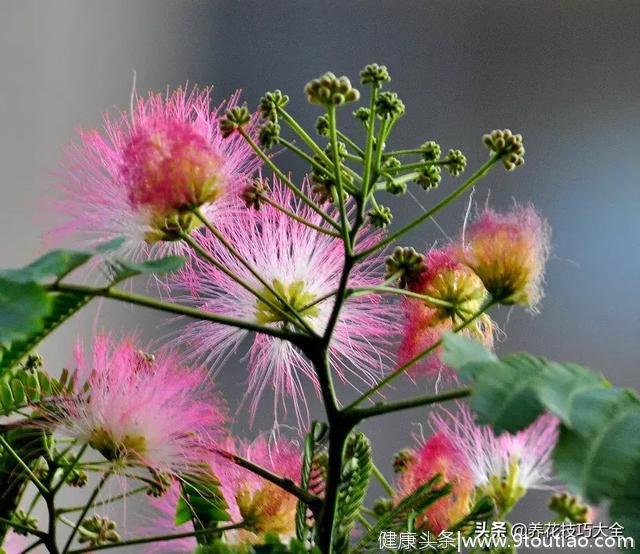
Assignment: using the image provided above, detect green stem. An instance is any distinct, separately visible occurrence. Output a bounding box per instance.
[357,154,501,260]
[371,463,394,497]
[48,283,301,342]
[214,448,322,514]
[56,486,147,515]
[62,471,112,553]
[385,148,424,157]
[336,130,365,157]
[0,516,44,538]
[257,193,341,237]
[345,300,497,410]
[238,128,340,229]
[278,108,334,166]
[327,106,352,254]
[356,513,373,531]
[52,444,87,494]
[348,285,456,309]
[349,387,472,421]
[67,523,246,553]
[0,436,48,495]
[191,210,317,336]
[362,83,380,198]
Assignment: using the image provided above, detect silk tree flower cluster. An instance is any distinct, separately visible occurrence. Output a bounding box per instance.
[0,63,609,554]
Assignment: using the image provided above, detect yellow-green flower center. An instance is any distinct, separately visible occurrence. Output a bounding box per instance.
[255,279,320,325]
[89,428,147,464]
[481,456,526,517]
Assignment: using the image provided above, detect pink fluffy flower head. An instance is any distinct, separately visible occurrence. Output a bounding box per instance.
[172,179,397,427]
[458,205,551,310]
[44,335,226,475]
[53,86,260,256]
[1,531,29,554]
[399,249,494,378]
[431,405,559,515]
[394,432,474,534]
[142,435,300,551]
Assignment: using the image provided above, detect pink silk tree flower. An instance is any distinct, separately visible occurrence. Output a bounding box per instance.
[171,179,397,427]
[51,86,260,258]
[213,435,301,546]
[431,405,559,516]
[398,249,494,378]
[1,531,29,554]
[393,433,475,534]
[43,335,227,477]
[458,205,551,310]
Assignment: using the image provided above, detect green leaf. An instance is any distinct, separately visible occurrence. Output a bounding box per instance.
[295,421,328,550]
[0,368,62,415]
[441,333,498,380]
[0,249,92,284]
[333,432,372,553]
[107,255,185,284]
[352,476,451,553]
[0,278,51,349]
[442,336,640,543]
[0,291,89,372]
[176,467,230,544]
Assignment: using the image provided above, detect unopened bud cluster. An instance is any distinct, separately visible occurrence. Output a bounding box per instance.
[368,204,393,228]
[79,515,120,547]
[445,149,467,176]
[220,106,251,138]
[483,129,525,170]
[360,63,391,85]
[259,90,289,121]
[385,246,427,286]
[259,121,281,149]
[375,91,405,119]
[305,72,360,106]
[242,179,269,210]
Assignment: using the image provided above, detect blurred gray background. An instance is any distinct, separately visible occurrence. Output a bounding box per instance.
[1,0,639,551]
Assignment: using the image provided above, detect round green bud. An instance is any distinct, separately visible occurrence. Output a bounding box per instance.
[315,114,330,136]
[360,63,391,85]
[353,107,371,123]
[258,121,281,149]
[375,91,405,120]
[483,129,525,170]
[415,165,441,190]
[79,515,121,547]
[219,105,251,138]
[324,140,348,160]
[385,178,407,195]
[385,246,426,287]
[420,140,442,162]
[392,448,416,473]
[242,179,269,210]
[368,204,393,228]
[304,72,360,107]
[445,148,467,176]
[259,90,289,121]
[373,497,394,516]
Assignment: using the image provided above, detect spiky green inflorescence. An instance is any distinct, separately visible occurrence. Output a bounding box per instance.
[360,63,391,85]
[415,165,442,190]
[353,107,371,123]
[421,140,442,162]
[259,121,281,149]
[483,129,525,170]
[375,91,405,120]
[384,246,427,286]
[219,105,251,138]
[78,515,121,547]
[259,90,290,121]
[445,148,467,176]
[242,179,269,210]
[305,72,360,106]
[367,204,393,228]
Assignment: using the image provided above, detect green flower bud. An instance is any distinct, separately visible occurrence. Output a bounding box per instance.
[420,140,442,162]
[375,91,405,120]
[11,510,38,536]
[242,179,269,210]
[382,156,401,171]
[259,90,289,121]
[360,63,391,85]
[324,140,348,161]
[445,148,467,176]
[79,515,121,547]
[258,121,280,149]
[385,178,407,195]
[315,114,330,136]
[392,448,416,473]
[304,72,360,107]
[483,129,525,170]
[373,497,394,516]
[385,246,426,287]
[353,107,371,123]
[368,204,393,228]
[219,105,251,138]
[549,493,591,523]
[415,165,441,190]
[67,467,88,488]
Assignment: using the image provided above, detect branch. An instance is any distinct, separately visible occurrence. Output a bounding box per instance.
[48,283,302,342]
[213,448,322,514]
[355,154,501,260]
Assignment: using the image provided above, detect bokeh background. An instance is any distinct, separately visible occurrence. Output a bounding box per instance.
[1,1,639,552]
